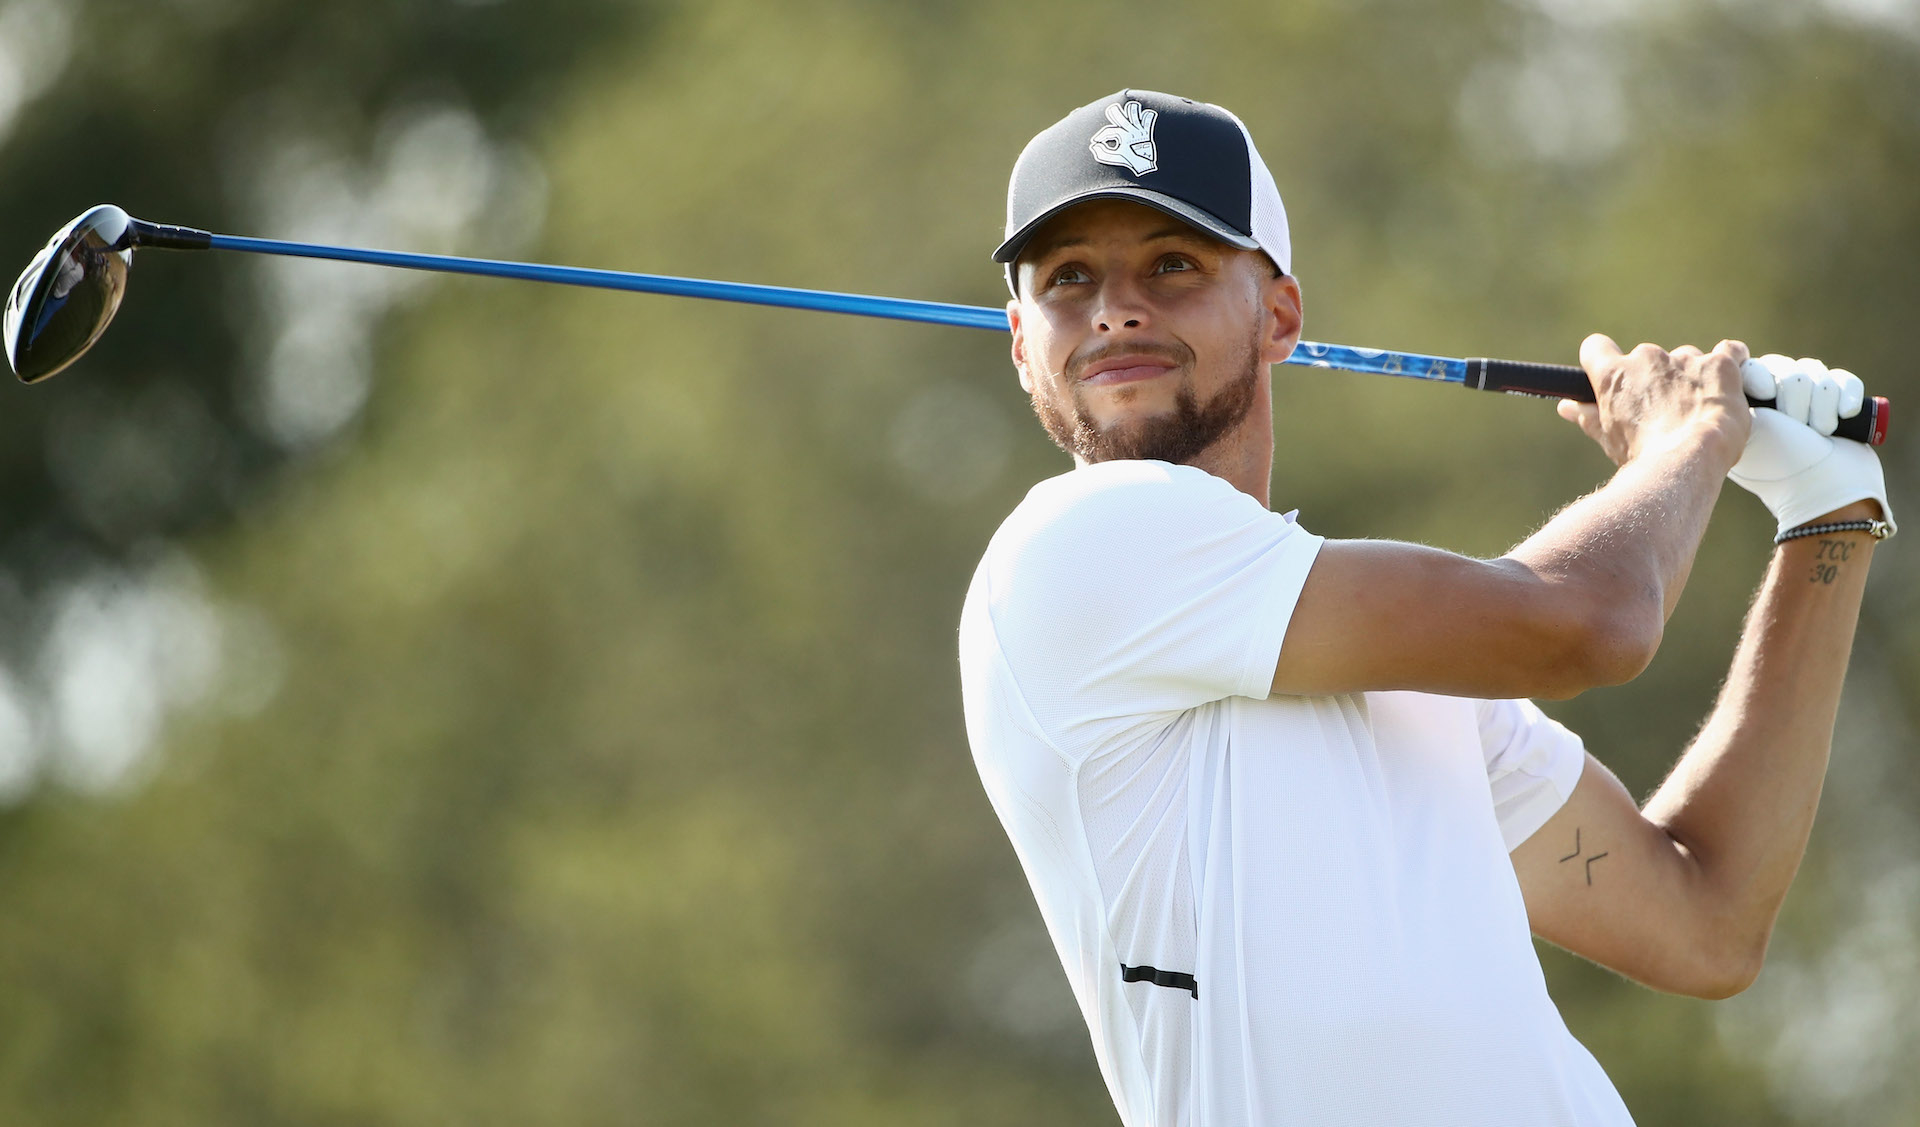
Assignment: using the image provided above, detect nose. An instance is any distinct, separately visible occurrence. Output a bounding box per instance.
[1091,274,1150,333]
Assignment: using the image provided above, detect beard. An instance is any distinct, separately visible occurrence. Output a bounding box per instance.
[1031,332,1263,465]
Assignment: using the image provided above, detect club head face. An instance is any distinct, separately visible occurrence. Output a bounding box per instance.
[5,204,137,384]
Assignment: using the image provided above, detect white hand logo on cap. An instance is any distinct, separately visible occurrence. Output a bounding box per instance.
[1090,100,1159,176]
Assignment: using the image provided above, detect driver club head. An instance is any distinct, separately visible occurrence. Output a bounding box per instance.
[5,204,137,384]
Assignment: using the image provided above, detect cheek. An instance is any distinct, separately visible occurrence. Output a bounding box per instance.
[1193,300,1263,366]
[1021,317,1074,388]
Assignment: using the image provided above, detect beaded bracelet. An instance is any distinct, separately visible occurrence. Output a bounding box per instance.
[1773,519,1894,546]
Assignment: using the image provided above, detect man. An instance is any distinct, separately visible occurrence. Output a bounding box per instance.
[957,89,1894,1126]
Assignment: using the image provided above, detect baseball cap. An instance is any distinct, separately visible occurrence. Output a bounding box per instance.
[993,89,1292,295]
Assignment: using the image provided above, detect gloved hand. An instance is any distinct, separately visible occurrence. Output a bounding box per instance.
[1730,354,1894,537]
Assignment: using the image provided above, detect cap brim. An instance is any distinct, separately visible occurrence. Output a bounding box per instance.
[991,187,1260,265]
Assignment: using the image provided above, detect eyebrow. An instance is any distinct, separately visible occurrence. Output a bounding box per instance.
[1023,224,1207,262]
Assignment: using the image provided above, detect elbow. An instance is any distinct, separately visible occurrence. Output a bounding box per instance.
[1490,559,1663,698]
[1562,590,1663,695]
[1682,912,1770,1001]
[1524,600,1661,700]
[1580,600,1663,688]
[1689,944,1764,1001]
[1693,970,1758,1002]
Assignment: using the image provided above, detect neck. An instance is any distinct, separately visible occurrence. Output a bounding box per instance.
[1192,366,1275,506]
[1188,434,1272,507]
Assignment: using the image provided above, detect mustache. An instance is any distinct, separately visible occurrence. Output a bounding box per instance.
[1066,340,1194,382]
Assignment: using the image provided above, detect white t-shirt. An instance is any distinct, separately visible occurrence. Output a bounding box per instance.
[958,460,1636,1127]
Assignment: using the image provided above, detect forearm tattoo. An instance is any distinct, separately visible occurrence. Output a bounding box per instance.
[1558,827,1609,886]
[1806,538,1855,585]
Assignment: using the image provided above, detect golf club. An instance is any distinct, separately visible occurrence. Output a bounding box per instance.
[3,205,1892,445]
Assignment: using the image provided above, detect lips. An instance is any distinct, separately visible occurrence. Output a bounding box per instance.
[1078,355,1178,387]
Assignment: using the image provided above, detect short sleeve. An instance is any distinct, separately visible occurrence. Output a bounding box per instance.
[978,462,1323,755]
[1477,697,1588,851]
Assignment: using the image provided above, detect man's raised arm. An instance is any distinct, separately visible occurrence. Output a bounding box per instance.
[1272,335,1753,701]
[1514,358,1894,997]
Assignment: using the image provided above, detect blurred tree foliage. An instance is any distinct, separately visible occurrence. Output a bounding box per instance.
[0,0,649,552]
[2,0,1917,1124]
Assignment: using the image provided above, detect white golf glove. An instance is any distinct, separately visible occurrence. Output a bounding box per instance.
[1730,355,1894,537]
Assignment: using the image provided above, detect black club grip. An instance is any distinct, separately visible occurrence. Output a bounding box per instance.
[1465,357,1890,447]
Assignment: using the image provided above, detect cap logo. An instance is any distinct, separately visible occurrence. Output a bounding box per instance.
[1089,99,1158,176]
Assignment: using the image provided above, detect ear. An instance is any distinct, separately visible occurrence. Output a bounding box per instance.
[1258,271,1304,366]
[1008,299,1034,394]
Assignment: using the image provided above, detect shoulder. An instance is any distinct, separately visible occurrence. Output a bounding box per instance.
[987,461,1278,569]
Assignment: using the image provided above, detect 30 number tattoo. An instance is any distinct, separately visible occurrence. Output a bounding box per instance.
[1808,538,1853,585]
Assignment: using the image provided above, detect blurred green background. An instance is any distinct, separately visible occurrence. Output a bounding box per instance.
[2,0,1917,1123]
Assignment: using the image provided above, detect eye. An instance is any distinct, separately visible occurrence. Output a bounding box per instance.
[1048,264,1092,287]
[1153,254,1196,275]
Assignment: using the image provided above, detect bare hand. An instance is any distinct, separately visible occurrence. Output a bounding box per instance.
[1556,335,1752,468]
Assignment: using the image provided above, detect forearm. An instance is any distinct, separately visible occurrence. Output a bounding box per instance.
[1509,426,1735,629]
[1642,504,1878,973]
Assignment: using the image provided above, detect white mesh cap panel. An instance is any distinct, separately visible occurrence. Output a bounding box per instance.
[1224,109,1292,276]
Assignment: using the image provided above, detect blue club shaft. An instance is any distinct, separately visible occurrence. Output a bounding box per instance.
[182,229,1895,443]
[205,233,1471,384]
[208,234,1013,332]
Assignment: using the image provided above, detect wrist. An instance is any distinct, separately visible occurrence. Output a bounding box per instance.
[1773,507,1893,547]
[1634,415,1746,470]
[1700,409,1753,470]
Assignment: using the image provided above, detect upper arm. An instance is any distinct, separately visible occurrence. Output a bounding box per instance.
[1271,539,1650,700]
[1511,751,1754,999]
